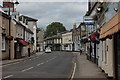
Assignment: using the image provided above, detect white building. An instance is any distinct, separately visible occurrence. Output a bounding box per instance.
[62,31,73,51]
[20,15,38,52]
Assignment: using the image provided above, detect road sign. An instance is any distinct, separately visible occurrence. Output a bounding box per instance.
[83,16,95,25]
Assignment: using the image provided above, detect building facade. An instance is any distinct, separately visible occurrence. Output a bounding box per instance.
[44,33,62,51]
[86,1,120,79]
[62,31,73,51]
[36,28,45,52]
[72,24,80,51]
[0,7,3,59]
[19,15,38,55]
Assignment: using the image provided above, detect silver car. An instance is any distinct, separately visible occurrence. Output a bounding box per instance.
[45,47,51,53]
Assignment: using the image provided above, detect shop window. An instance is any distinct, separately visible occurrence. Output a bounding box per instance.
[2,36,5,51]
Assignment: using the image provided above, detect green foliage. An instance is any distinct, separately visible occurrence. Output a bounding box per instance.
[45,22,66,38]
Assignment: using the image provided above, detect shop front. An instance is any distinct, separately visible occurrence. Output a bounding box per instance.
[100,11,120,79]
[14,38,29,59]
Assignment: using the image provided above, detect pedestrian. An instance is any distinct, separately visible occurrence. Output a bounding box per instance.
[80,48,83,55]
[28,48,30,57]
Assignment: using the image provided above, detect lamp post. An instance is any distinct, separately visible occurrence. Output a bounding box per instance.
[8,0,19,60]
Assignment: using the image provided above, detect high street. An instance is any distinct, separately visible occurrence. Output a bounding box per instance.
[2,51,75,79]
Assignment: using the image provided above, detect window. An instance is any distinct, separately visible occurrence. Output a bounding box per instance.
[2,36,5,51]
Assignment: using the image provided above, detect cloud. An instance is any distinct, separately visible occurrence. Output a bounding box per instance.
[17,2,88,30]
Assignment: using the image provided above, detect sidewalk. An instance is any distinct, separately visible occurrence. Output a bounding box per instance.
[0,52,44,66]
[73,52,106,79]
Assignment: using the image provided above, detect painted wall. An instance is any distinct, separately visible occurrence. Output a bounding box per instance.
[28,21,37,51]
[62,32,73,51]
[2,15,9,59]
[0,11,2,59]
[101,38,114,77]
[62,32,73,44]
[98,41,103,68]
[16,24,24,39]
[33,25,36,51]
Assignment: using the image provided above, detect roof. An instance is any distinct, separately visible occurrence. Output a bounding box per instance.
[0,11,10,19]
[20,15,38,21]
[44,34,62,40]
[25,28,34,34]
[13,19,26,27]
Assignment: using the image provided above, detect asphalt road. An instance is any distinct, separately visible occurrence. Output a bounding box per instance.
[2,51,75,80]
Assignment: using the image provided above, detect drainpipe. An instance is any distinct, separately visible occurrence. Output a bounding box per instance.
[8,1,11,60]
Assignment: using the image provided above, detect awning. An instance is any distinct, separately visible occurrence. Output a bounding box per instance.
[100,11,120,39]
[18,40,29,46]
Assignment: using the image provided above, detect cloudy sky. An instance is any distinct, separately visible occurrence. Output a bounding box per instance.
[16,1,88,30]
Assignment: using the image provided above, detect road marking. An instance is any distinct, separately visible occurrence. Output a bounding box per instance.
[37,64,41,66]
[3,75,13,79]
[41,63,44,64]
[21,67,34,72]
[45,57,57,63]
[37,63,44,66]
[71,63,76,80]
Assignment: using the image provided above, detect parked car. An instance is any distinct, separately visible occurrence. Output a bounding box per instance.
[45,47,51,53]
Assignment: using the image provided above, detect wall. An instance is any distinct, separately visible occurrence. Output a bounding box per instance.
[0,11,2,59]
[36,29,44,51]
[33,25,36,51]
[16,24,24,39]
[28,21,37,51]
[98,41,103,68]
[62,32,73,44]
[106,38,114,77]
[62,32,73,51]
[101,38,114,77]
[22,46,28,57]
[10,21,15,59]
[2,16,9,59]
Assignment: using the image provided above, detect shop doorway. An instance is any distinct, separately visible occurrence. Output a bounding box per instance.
[114,32,120,80]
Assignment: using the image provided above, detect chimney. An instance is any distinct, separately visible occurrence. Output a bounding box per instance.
[3,0,14,12]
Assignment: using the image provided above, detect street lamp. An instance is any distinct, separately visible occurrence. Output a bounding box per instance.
[8,0,19,60]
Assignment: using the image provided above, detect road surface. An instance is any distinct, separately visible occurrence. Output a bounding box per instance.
[2,51,75,80]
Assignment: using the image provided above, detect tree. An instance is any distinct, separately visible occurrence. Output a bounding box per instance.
[45,22,66,38]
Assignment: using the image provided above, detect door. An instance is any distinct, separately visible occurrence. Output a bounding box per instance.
[117,33,120,80]
[114,32,120,80]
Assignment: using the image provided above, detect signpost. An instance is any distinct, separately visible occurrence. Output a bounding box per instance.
[83,16,95,25]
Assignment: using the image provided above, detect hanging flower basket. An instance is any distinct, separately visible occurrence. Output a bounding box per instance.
[83,38,89,43]
[89,33,100,44]
[5,35,13,40]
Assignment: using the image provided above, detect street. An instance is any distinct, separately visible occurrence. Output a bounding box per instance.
[2,51,75,79]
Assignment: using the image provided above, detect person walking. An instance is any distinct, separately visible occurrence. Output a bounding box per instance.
[80,47,83,55]
[80,47,84,55]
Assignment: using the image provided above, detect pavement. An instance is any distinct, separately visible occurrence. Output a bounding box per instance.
[0,51,44,66]
[73,52,106,79]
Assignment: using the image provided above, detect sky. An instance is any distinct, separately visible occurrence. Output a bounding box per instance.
[16,1,88,30]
